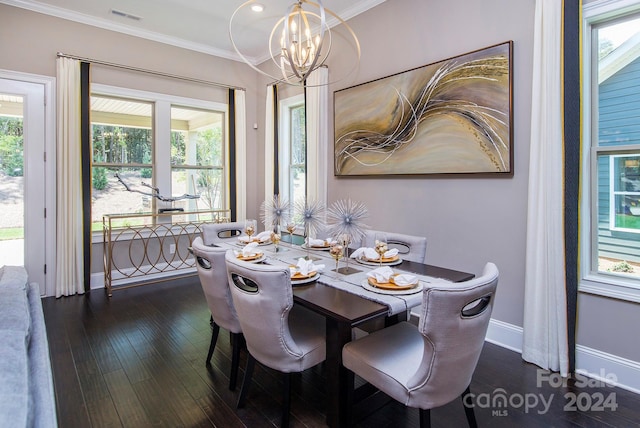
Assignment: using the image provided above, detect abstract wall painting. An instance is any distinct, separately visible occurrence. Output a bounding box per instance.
[334,41,513,176]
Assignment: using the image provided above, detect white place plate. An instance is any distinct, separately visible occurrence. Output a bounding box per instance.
[300,243,331,251]
[360,279,423,295]
[291,272,320,285]
[355,257,403,267]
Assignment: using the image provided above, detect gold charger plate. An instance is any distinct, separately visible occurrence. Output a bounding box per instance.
[238,238,271,246]
[290,272,320,286]
[236,252,263,261]
[367,276,418,291]
[356,255,402,267]
[301,243,331,251]
[367,254,400,263]
[361,279,423,295]
[291,270,318,280]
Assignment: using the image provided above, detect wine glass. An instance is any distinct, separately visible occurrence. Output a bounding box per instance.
[329,243,344,276]
[270,231,281,252]
[339,234,352,273]
[374,232,388,267]
[285,221,296,247]
[244,219,256,242]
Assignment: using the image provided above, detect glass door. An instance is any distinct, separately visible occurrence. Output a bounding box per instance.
[0,79,46,292]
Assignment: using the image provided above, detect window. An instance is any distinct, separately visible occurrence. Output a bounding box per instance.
[279,94,306,206]
[582,1,640,301]
[91,96,154,229]
[90,86,228,232]
[170,106,226,212]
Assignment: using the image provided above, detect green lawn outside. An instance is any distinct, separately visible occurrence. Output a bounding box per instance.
[92,218,148,232]
[0,227,24,241]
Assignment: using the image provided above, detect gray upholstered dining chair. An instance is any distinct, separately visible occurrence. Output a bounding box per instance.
[201,221,245,245]
[362,229,428,263]
[224,252,326,428]
[191,237,243,391]
[342,262,499,428]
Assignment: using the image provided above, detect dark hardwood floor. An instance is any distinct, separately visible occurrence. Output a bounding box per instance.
[42,278,640,427]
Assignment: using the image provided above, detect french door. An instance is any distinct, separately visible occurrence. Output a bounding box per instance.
[0,76,50,294]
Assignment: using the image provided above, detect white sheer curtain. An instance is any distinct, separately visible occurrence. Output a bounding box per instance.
[55,57,85,297]
[264,85,276,202]
[234,89,247,220]
[522,0,569,377]
[305,67,329,206]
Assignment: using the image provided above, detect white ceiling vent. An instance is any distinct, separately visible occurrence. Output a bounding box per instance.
[110,9,142,21]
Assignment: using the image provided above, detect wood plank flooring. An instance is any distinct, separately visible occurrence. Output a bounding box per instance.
[42,278,640,427]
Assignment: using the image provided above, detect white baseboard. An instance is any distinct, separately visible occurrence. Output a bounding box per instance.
[486,318,523,353]
[90,272,104,289]
[90,267,196,290]
[486,318,640,394]
[575,345,640,395]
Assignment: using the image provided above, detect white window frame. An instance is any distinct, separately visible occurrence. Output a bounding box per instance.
[90,84,229,242]
[580,0,640,303]
[278,94,305,206]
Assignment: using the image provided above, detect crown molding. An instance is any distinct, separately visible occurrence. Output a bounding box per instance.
[3,0,386,65]
[0,0,256,63]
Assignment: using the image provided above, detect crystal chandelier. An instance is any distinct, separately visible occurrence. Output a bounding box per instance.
[229,0,360,85]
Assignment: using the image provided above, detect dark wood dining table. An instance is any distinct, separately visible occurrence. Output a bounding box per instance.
[216,237,474,427]
[292,259,474,428]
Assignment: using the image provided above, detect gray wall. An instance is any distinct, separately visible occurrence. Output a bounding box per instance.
[327,0,534,329]
[2,0,639,365]
[255,0,640,364]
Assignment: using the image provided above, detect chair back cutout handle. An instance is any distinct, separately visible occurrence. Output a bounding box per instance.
[196,256,212,270]
[388,241,411,254]
[231,273,259,293]
[219,229,242,239]
[461,295,492,318]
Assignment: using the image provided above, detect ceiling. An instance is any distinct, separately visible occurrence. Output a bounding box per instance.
[3,0,385,64]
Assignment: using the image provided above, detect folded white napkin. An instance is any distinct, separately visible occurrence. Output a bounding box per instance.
[384,248,399,258]
[234,242,259,257]
[367,266,395,282]
[305,237,337,247]
[290,257,325,277]
[367,266,417,285]
[350,247,378,260]
[306,237,327,247]
[350,247,399,260]
[393,273,418,286]
[255,230,272,242]
[239,230,271,243]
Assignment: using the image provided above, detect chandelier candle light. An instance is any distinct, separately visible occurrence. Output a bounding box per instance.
[229,0,360,86]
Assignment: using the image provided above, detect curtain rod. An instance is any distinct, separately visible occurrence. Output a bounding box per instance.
[57,52,245,92]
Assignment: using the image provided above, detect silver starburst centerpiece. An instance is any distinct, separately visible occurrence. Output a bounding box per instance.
[260,195,291,231]
[326,199,369,245]
[294,198,326,239]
